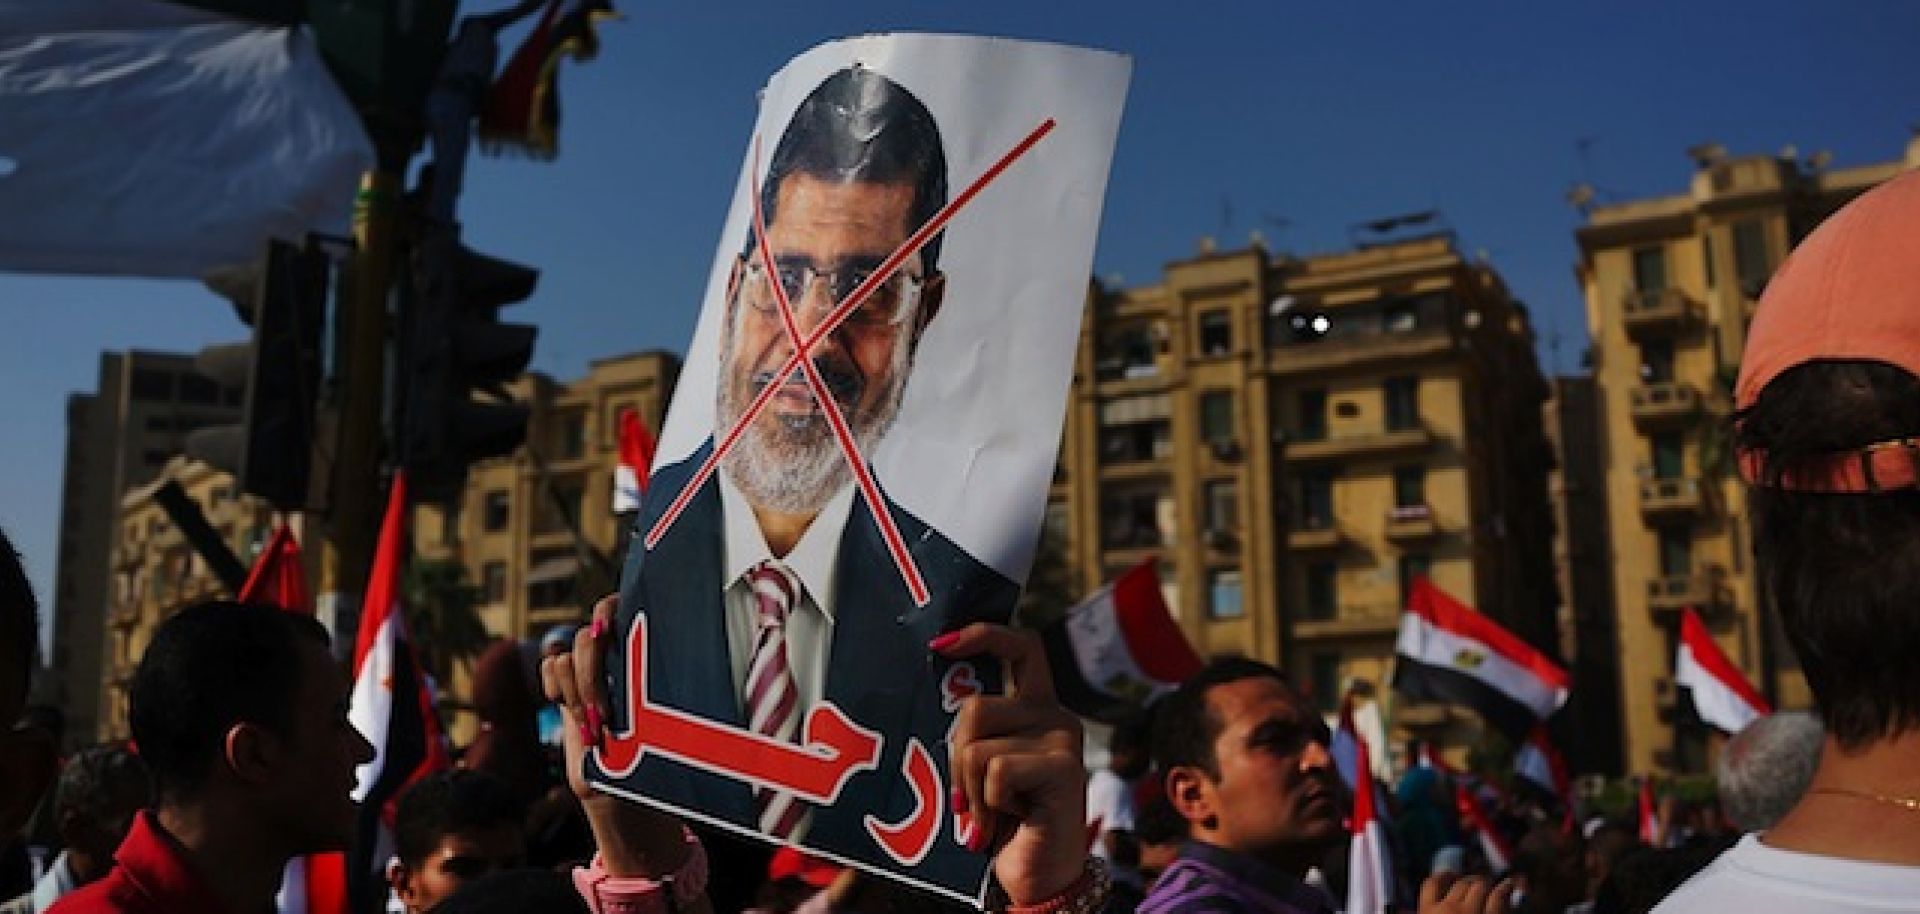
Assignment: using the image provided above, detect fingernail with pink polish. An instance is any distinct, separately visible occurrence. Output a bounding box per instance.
[588,618,607,640]
[584,705,602,737]
[950,786,968,814]
[928,631,962,653]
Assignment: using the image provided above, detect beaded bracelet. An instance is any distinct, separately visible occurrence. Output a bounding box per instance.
[1003,858,1110,914]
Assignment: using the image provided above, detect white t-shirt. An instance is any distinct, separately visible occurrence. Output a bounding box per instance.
[1652,834,1920,912]
[1085,769,1136,859]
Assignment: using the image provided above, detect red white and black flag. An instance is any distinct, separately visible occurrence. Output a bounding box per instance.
[1345,725,1394,914]
[1675,607,1771,734]
[1455,782,1513,875]
[1392,577,1570,740]
[1041,560,1203,723]
[612,406,656,514]
[478,0,616,158]
[346,473,450,911]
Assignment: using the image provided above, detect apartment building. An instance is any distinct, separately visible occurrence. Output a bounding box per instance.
[1054,232,1557,753]
[1574,136,1920,773]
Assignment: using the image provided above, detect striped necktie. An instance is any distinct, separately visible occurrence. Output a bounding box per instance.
[743,559,808,838]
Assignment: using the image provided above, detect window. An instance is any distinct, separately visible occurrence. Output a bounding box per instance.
[1304,563,1338,621]
[1297,471,1334,530]
[1200,391,1235,447]
[1732,220,1771,296]
[1207,569,1244,620]
[441,499,462,546]
[1101,489,1164,549]
[1652,433,1685,480]
[1701,234,1717,289]
[1198,310,1232,356]
[178,373,221,405]
[1657,528,1692,577]
[1640,340,1675,383]
[1384,302,1418,333]
[1384,376,1420,431]
[1398,553,1432,606]
[483,491,510,532]
[1097,324,1160,381]
[482,562,508,604]
[539,482,585,535]
[558,413,587,461]
[1309,652,1342,712]
[1631,246,1668,292]
[1203,481,1239,536]
[1296,389,1328,441]
[1392,466,1425,509]
[1099,421,1170,463]
[129,368,173,402]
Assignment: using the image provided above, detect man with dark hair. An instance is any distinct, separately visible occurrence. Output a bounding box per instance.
[0,528,57,841]
[388,769,527,913]
[1648,170,1920,911]
[621,64,1020,874]
[49,601,374,914]
[4,745,149,913]
[1139,658,1344,913]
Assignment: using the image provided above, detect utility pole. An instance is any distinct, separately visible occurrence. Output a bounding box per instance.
[316,164,405,642]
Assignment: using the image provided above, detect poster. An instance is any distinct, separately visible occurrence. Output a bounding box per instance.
[589,33,1129,904]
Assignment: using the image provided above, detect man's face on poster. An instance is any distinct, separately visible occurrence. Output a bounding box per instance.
[717,172,944,515]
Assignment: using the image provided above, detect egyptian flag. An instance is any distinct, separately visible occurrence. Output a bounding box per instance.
[1392,577,1570,740]
[1041,560,1203,723]
[477,0,616,158]
[1455,783,1513,875]
[1675,608,1771,734]
[612,407,655,514]
[1514,724,1575,832]
[346,473,451,911]
[1637,777,1662,846]
[1415,741,1460,782]
[239,527,350,914]
[1346,729,1394,914]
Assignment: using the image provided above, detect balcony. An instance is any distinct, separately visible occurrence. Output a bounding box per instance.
[1293,602,1402,640]
[1384,503,1438,541]
[1621,289,1701,340]
[1629,382,1701,430]
[1647,574,1716,618]
[1286,424,1433,463]
[1269,326,1454,377]
[1287,520,1342,552]
[1639,477,1705,520]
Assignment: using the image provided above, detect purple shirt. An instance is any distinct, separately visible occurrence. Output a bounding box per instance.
[1139,841,1335,914]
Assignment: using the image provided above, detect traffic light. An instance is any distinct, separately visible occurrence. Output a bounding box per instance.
[186,239,331,510]
[400,227,539,501]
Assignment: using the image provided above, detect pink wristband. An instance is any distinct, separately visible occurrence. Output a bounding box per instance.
[570,827,707,914]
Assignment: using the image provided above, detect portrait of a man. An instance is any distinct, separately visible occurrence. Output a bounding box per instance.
[612,64,1021,870]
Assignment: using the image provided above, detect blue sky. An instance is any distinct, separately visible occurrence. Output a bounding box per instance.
[6,0,1918,650]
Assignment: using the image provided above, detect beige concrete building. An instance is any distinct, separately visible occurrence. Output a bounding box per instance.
[98,456,287,741]
[1575,136,1920,774]
[47,352,243,748]
[416,350,680,645]
[1055,233,1557,754]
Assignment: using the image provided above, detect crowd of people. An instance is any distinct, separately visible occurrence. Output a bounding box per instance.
[9,105,1920,914]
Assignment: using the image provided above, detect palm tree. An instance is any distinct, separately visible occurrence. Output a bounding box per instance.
[403,557,492,687]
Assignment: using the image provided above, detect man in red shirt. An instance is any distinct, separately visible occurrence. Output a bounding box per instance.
[50,601,374,914]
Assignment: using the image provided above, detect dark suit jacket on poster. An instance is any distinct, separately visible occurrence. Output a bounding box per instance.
[600,439,1022,897]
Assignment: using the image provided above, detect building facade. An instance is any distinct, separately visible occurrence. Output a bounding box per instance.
[46,351,243,748]
[1575,136,1920,774]
[1053,233,1558,755]
[416,350,680,645]
[98,456,285,741]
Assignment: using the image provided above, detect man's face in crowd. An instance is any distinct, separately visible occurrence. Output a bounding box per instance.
[717,172,943,516]
[265,639,375,852]
[391,824,525,914]
[1184,676,1344,860]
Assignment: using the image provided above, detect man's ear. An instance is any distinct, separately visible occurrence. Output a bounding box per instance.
[223,721,278,786]
[1164,764,1215,831]
[388,858,416,904]
[0,725,57,835]
[909,272,945,349]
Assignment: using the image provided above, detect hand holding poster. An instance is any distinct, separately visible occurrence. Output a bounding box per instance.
[586,34,1130,903]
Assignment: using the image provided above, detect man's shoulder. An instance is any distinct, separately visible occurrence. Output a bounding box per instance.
[43,873,141,914]
[1652,835,1920,913]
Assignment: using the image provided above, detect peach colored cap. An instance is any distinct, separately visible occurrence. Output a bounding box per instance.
[1737,168,1920,412]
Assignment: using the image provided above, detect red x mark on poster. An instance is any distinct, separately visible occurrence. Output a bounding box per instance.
[645,119,1057,607]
